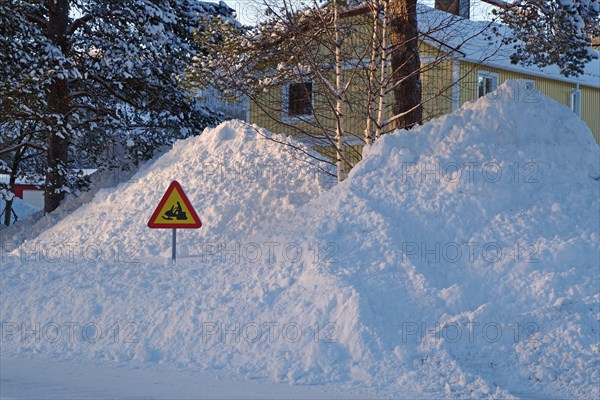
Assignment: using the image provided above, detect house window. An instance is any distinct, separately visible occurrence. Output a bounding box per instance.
[283,81,313,119]
[477,71,499,97]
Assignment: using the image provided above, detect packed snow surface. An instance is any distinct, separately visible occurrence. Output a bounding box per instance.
[2,82,599,398]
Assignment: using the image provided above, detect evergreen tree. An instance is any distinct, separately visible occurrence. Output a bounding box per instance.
[495,0,600,76]
[1,0,233,213]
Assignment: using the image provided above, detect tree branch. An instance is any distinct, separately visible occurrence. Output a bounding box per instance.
[90,75,150,110]
[0,142,46,157]
[67,14,94,35]
[67,91,92,103]
[25,13,47,30]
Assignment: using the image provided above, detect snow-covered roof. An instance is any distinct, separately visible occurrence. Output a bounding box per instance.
[415,4,600,88]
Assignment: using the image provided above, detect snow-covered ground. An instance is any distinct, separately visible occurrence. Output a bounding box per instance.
[0,356,373,399]
[1,81,599,398]
[0,198,39,227]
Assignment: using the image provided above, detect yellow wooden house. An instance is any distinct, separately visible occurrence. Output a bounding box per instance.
[249,2,600,164]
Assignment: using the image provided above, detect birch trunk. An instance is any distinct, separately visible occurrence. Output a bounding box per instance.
[364,1,380,145]
[375,0,390,138]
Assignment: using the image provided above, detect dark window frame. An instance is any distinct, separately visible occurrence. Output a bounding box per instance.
[284,81,313,119]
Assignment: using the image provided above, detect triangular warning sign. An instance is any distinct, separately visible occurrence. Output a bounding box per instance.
[148,181,202,229]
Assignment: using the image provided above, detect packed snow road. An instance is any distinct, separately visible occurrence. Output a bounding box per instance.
[0,356,375,399]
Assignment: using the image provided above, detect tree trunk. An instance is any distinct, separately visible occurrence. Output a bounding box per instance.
[3,147,24,226]
[376,0,390,138]
[389,0,422,130]
[3,198,14,226]
[45,0,71,213]
[364,1,380,145]
[45,112,70,213]
[334,0,345,182]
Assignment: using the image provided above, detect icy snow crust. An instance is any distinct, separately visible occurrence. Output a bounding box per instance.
[2,82,599,398]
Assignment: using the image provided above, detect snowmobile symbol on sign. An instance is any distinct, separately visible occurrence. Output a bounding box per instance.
[147,181,201,229]
[163,202,186,221]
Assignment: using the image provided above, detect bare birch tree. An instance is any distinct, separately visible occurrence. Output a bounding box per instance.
[188,1,502,180]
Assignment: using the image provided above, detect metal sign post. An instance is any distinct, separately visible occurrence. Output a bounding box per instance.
[172,228,177,262]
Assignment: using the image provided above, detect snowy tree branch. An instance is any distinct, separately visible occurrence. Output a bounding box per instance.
[67,14,94,35]
[0,142,46,157]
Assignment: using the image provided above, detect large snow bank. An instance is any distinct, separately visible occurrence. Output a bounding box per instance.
[279,80,600,397]
[7,120,330,258]
[1,82,599,399]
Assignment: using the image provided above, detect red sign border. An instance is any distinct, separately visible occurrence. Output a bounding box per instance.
[148,181,202,229]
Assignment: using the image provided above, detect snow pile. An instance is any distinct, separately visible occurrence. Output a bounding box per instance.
[280,80,600,397]
[1,82,599,399]
[7,120,329,258]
